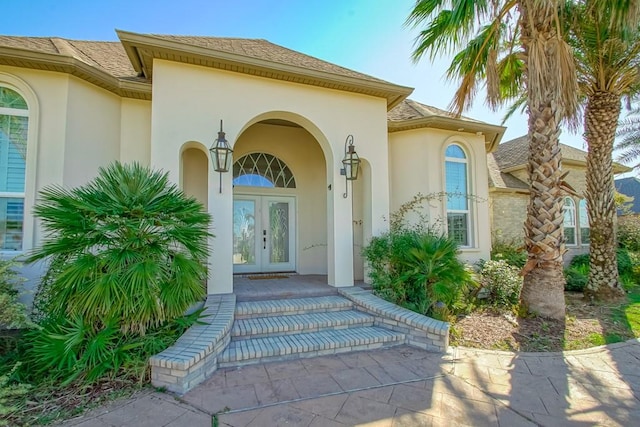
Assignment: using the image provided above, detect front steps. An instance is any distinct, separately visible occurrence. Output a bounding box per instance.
[219,295,405,367]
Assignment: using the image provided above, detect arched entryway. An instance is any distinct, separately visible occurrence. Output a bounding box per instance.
[232,118,328,276]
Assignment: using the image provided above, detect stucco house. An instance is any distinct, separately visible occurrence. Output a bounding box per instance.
[0,30,506,295]
[489,136,630,260]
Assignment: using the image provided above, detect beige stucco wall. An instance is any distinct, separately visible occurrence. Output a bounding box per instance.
[150,59,391,293]
[388,128,492,264]
[63,77,121,188]
[120,98,151,165]
[233,123,327,275]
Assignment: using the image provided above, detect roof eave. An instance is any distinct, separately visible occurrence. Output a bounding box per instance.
[388,116,506,152]
[0,46,151,100]
[501,158,631,174]
[116,30,413,109]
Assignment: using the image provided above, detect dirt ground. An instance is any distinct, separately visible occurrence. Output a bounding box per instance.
[451,292,634,352]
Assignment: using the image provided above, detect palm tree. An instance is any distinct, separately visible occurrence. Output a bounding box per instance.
[407,0,578,319]
[565,1,640,300]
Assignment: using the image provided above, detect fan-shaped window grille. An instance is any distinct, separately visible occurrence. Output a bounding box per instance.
[233,153,296,188]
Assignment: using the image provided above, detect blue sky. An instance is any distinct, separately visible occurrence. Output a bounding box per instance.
[4,0,591,149]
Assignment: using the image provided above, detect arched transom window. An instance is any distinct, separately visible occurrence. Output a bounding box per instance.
[564,197,576,245]
[0,86,28,251]
[233,153,296,188]
[445,144,471,247]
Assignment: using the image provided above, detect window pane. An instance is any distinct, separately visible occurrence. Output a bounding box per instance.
[447,212,468,246]
[446,161,468,210]
[0,197,23,250]
[563,198,576,227]
[0,88,27,110]
[566,227,576,245]
[233,200,256,265]
[579,200,589,228]
[233,153,296,188]
[269,201,290,263]
[0,115,27,193]
[445,145,466,159]
[580,228,590,244]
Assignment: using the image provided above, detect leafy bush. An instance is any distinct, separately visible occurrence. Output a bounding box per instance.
[28,162,210,335]
[22,309,203,384]
[491,240,527,268]
[363,229,476,320]
[619,216,640,251]
[23,162,211,383]
[477,260,523,308]
[564,264,589,292]
[0,259,28,330]
[0,363,31,426]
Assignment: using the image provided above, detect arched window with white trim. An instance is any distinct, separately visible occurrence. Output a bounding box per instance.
[579,199,590,244]
[445,144,471,246]
[233,152,296,188]
[564,197,576,246]
[0,87,27,251]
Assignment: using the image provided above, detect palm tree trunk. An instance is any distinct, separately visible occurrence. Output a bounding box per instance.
[518,0,567,320]
[584,91,625,300]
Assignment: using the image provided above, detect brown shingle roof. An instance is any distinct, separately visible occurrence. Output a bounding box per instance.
[387,99,484,123]
[148,35,389,84]
[493,135,588,170]
[487,152,529,190]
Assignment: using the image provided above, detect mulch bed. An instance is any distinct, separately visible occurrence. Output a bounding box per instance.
[451,292,633,352]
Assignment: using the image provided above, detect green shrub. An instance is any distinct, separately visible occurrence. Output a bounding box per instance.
[0,363,31,426]
[22,309,203,384]
[490,240,527,268]
[28,162,211,335]
[478,260,523,308]
[566,249,636,291]
[0,259,28,330]
[363,229,476,320]
[23,162,211,383]
[618,216,640,251]
[564,264,589,292]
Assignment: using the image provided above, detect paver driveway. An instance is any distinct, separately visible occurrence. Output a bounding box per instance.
[62,340,640,426]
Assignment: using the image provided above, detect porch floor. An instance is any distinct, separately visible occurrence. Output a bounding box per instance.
[233,274,368,302]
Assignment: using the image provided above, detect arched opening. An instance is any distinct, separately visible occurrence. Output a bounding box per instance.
[181,145,208,208]
[232,117,327,275]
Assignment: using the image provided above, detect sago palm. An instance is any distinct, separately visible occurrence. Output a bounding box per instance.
[563,1,640,300]
[407,0,579,319]
[28,162,211,335]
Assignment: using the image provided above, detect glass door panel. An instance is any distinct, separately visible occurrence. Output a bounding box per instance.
[233,195,295,273]
[233,198,258,272]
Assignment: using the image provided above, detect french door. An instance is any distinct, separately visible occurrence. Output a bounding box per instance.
[233,195,296,273]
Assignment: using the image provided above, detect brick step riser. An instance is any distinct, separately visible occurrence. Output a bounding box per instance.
[218,338,402,369]
[234,305,353,319]
[232,319,375,340]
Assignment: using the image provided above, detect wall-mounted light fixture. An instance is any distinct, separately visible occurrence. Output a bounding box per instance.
[209,120,233,193]
[340,134,361,198]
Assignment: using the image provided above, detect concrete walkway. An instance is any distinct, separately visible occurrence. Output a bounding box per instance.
[62,340,640,426]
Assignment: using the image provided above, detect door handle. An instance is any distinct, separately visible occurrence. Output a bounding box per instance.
[263,229,267,249]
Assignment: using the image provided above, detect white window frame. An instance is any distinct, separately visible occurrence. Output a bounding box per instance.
[445,143,472,248]
[578,199,590,245]
[0,73,39,255]
[564,197,577,246]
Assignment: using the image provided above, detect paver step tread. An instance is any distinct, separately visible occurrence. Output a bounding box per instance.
[232,310,374,338]
[220,326,404,364]
[235,295,352,317]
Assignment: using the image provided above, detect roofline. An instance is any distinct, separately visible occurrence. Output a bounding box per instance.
[489,186,529,194]
[501,158,632,174]
[387,116,506,152]
[116,30,414,109]
[0,45,152,99]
